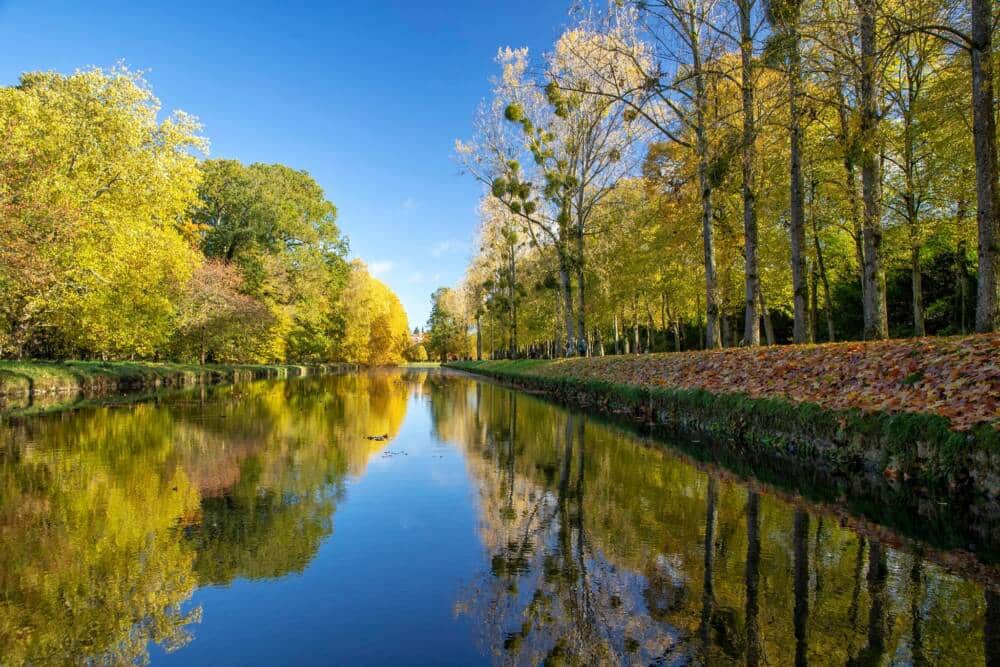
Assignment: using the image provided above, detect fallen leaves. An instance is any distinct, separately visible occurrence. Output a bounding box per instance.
[516,334,1000,431]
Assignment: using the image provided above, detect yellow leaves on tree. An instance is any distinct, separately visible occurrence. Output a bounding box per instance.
[335,261,410,366]
[0,66,205,358]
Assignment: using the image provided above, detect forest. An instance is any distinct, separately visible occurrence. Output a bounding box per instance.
[0,67,412,365]
[429,0,999,361]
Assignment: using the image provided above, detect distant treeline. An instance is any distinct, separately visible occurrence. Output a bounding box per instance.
[0,67,411,365]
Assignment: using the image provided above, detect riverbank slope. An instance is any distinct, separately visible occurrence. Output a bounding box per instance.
[449,334,1000,498]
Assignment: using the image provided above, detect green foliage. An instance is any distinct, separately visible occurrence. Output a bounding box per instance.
[0,67,406,366]
[0,66,204,359]
[426,288,469,362]
[405,343,429,362]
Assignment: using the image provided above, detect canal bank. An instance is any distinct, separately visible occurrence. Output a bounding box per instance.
[448,338,1000,502]
[0,360,355,408]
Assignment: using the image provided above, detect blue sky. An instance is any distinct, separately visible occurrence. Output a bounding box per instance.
[0,0,571,326]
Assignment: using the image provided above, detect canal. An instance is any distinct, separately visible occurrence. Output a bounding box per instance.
[0,369,994,664]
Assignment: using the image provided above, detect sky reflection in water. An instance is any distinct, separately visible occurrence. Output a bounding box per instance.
[0,369,994,665]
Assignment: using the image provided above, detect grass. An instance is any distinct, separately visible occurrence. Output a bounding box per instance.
[398,361,442,368]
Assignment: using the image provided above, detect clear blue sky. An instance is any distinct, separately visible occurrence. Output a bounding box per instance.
[0,0,571,326]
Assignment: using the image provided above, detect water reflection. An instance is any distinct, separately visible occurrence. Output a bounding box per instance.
[0,370,995,665]
[434,379,995,665]
[0,372,409,664]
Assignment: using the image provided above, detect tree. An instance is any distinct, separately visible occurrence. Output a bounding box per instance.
[405,343,429,362]
[172,260,277,364]
[767,0,811,342]
[459,35,644,356]
[739,0,763,345]
[194,159,352,362]
[968,0,998,332]
[858,0,889,339]
[426,288,469,362]
[0,66,204,358]
[334,261,410,365]
[548,2,738,348]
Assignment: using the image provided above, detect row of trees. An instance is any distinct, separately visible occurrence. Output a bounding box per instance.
[0,67,410,364]
[439,0,997,358]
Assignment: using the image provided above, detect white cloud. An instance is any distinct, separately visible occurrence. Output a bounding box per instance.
[368,260,394,276]
[402,197,421,211]
[406,271,443,286]
[430,239,465,257]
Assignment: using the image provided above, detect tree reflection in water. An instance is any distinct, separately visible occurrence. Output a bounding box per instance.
[438,378,994,666]
[0,372,409,664]
[0,371,994,665]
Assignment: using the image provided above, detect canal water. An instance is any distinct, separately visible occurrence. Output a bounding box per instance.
[0,369,994,665]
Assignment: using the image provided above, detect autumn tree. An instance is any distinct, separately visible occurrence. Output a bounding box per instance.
[0,66,204,358]
[426,287,469,362]
[172,260,277,364]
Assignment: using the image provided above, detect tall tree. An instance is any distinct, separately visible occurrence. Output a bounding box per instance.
[968,0,999,331]
[767,0,811,342]
[554,2,731,348]
[739,0,762,345]
[858,0,889,339]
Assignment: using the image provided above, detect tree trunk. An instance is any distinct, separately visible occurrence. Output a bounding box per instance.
[488,309,494,359]
[475,314,482,360]
[971,0,999,332]
[692,26,721,348]
[740,0,760,346]
[558,262,576,356]
[903,94,925,337]
[758,286,775,345]
[859,0,888,339]
[660,292,668,348]
[911,242,925,336]
[812,219,836,342]
[510,250,519,358]
[633,297,640,355]
[789,19,809,343]
[613,311,620,355]
[958,239,969,334]
[810,259,819,343]
[646,302,654,352]
[837,72,866,281]
[575,261,588,356]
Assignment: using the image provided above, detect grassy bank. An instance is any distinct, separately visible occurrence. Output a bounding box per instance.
[449,337,1000,499]
[0,360,352,403]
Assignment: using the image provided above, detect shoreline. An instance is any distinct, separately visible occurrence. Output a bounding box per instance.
[0,360,355,409]
[447,356,1000,502]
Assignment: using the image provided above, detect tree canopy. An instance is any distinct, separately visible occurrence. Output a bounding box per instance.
[447,0,997,359]
[0,67,407,365]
